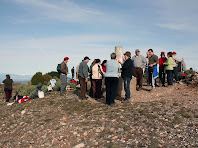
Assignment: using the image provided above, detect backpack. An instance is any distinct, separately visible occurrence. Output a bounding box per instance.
[57,64,61,74]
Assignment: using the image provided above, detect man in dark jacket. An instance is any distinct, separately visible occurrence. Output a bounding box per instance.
[3,74,13,103]
[60,57,69,96]
[120,51,134,100]
[78,56,90,100]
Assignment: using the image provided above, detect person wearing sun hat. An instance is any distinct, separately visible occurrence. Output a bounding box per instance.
[159,52,167,87]
[172,51,184,82]
[60,57,69,96]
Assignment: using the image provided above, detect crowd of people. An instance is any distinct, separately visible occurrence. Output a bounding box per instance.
[2,49,184,105]
[59,49,185,106]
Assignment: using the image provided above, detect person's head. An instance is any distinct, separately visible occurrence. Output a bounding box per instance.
[146,51,150,58]
[110,53,116,59]
[84,56,91,63]
[64,57,69,63]
[148,49,154,56]
[135,49,140,56]
[173,51,176,56]
[101,60,107,66]
[167,52,173,57]
[161,52,165,58]
[6,74,10,79]
[95,59,101,64]
[92,59,96,65]
[124,51,131,60]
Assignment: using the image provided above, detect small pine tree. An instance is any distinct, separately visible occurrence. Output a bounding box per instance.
[31,72,45,85]
[43,74,52,84]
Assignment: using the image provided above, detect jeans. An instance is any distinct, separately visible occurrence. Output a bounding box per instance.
[60,74,67,95]
[123,77,131,99]
[167,70,173,85]
[105,77,119,105]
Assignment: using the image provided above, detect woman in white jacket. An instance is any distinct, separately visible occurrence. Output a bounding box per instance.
[92,59,105,99]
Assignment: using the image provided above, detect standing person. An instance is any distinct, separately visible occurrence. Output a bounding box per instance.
[101,60,107,94]
[119,51,133,100]
[148,49,159,89]
[71,67,75,79]
[105,53,120,105]
[145,52,150,86]
[159,52,167,87]
[3,75,13,103]
[164,52,174,86]
[92,59,105,99]
[89,59,96,97]
[172,52,183,82]
[60,57,69,96]
[101,60,107,72]
[132,49,146,91]
[78,56,90,100]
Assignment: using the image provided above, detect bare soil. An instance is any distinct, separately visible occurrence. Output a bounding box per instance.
[0,82,197,148]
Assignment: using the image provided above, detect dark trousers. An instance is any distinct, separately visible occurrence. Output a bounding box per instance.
[123,77,132,99]
[159,68,165,85]
[133,68,143,88]
[92,79,102,99]
[167,70,173,85]
[173,67,179,81]
[79,76,86,99]
[105,77,119,105]
[4,88,12,102]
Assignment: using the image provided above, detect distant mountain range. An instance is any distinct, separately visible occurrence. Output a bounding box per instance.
[0,73,33,84]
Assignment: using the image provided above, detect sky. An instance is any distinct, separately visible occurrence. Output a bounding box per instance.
[0,0,198,75]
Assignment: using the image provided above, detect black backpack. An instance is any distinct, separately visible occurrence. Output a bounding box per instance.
[57,64,61,74]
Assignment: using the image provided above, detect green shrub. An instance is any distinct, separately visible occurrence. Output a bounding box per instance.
[68,82,76,88]
[43,74,52,84]
[47,71,60,79]
[0,85,3,93]
[31,72,45,85]
[53,80,61,91]
[17,84,37,97]
[41,85,48,92]
[185,68,196,75]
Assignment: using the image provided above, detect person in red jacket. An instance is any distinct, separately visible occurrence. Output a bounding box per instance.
[159,52,167,87]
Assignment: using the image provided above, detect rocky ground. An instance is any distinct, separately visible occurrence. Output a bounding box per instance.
[0,82,197,148]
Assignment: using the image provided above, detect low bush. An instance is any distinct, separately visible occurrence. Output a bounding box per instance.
[53,80,61,91]
[16,84,37,97]
[31,72,45,85]
[41,85,48,92]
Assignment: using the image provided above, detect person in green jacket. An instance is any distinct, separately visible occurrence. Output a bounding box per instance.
[164,52,174,86]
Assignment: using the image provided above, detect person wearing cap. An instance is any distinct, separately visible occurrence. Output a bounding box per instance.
[132,49,146,91]
[120,51,134,100]
[172,51,184,82]
[159,52,167,87]
[60,57,69,96]
[148,49,159,88]
[105,53,120,105]
[78,56,90,100]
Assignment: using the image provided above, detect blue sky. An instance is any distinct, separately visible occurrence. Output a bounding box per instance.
[0,0,198,75]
